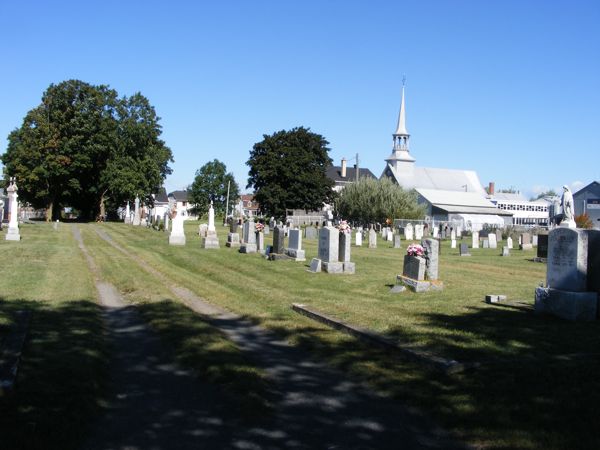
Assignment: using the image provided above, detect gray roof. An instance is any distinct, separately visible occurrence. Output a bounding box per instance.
[384,164,486,194]
[168,190,189,201]
[327,166,376,183]
[417,188,512,216]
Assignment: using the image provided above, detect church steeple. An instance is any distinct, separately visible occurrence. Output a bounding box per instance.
[386,79,415,173]
[393,80,410,151]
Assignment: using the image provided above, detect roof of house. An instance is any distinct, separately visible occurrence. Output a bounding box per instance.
[168,190,189,201]
[574,181,600,197]
[326,166,377,183]
[491,192,527,202]
[154,188,169,203]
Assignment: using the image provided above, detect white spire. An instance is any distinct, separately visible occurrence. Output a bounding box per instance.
[394,82,409,136]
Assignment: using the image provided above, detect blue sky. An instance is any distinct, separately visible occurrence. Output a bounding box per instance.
[1,0,598,199]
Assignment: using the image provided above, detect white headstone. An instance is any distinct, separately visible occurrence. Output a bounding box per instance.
[208,202,216,232]
[451,239,457,249]
[488,233,497,249]
[415,224,423,240]
[405,223,414,241]
[432,227,439,238]
[507,237,513,249]
[368,229,377,248]
[472,231,479,249]
[124,201,131,223]
[168,208,186,245]
[133,196,141,226]
[355,231,362,246]
[5,179,21,241]
[318,227,339,262]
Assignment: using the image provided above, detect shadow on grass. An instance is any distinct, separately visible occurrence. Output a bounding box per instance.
[135,299,272,418]
[265,306,600,449]
[0,297,108,450]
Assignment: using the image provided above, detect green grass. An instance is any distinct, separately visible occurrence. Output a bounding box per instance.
[95,221,600,449]
[0,223,107,450]
[78,226,271,417]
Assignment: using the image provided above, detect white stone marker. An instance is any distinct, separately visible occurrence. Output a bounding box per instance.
[5,178,21,241]
[507,237,513,249]
[355,231,363,246]
[488,233,497,249]
[202,201,219,249]
[472,231,479,249]
[415,224,423,240]
[133,196,141,226]
[169,208,186,245]
[405,223,414,241]
[124,201,131,224]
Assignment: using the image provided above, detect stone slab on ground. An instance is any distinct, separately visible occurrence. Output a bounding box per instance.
[397,275,444,293]
[291,303,467,374]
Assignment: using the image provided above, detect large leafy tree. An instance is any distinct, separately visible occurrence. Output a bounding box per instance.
[189,159,239,215]
[1,80,172,220]
[246,127,334,218]
[336,177,425,224]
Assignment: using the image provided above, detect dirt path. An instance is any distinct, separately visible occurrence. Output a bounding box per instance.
[87,225,468,449]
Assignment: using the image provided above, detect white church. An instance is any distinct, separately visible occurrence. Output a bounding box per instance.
[381,85,512,230]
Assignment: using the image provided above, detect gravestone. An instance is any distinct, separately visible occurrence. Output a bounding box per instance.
[386,229,393,241]
[5,179,20,241]
[488,233,497,249]
[537,234,549,259]
[256,231,265,252]
[199,223,208,237]
[451,239,456,249]
[368,229,377,248]
[422,238,440,281]
[309,258,322,273]
[124,202,131,224]
[305,226,317,239]
[240,220,257,253]
[264,225,270,235]
[535,228,598,321]
[394,234,402,249]
[502,246,510,256]
[318,227,343,273]
[355,231,363,247]
[496,229,503,243]
[272,226,285,254]
[507,237,513,249]
[286,229,305,261]
[402,256,426,280]
[459,243,471,256]
[532,235,538,247]
[472,231,479,249]
[202,202,220,249]
[450,229,456,240]
[415,224,423,240]
[405,223,414,241]
[432,227,439,238]
[381,227,388,240]
[482,238,489,248]
[164,213,170,232]
[168,209,186,245]
[132,196,141,226]
[53,220,59,231]
[339,232,355,274]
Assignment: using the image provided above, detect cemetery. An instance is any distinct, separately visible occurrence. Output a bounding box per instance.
[2,218,600,450]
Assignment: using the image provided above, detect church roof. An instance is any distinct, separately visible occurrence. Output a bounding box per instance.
[327,166,377,183]
[385,165,486,194]
[416,188,512,216]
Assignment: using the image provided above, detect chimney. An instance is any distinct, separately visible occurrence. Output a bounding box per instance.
[488,182,495,195]
[341,158,347,178]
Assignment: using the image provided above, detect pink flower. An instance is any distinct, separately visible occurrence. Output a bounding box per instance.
[406,244,424,257]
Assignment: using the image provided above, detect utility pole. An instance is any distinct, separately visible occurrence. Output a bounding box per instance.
[224,180,230,226]
[355,152,359,182]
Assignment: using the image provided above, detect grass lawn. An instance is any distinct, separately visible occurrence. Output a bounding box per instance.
[0,223,107,450]
[95,221,600,450]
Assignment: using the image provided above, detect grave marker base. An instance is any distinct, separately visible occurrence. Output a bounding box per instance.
[534,287,598,321]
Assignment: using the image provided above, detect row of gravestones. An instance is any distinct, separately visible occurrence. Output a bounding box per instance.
[309,226,355,274]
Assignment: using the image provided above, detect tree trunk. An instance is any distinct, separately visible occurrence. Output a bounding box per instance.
[46,201,53,222]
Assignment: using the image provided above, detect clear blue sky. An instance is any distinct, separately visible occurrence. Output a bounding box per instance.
[1,0,598,199]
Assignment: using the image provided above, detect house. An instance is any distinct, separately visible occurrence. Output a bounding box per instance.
[326,159,376,192]
[168,190,195,219]
[239,194,260,217]
[573,181,600,229]
[150,188,170,221]
[380,83,511,230]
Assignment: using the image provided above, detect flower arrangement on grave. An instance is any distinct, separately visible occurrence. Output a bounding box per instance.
[255,222,265,232]
[406,243,424,257]
[336,220,352,235]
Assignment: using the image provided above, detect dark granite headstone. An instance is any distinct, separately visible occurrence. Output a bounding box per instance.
[273,226,285,254]
[402,255,426,281]
[459,243,470,256]
[537,234,549,259]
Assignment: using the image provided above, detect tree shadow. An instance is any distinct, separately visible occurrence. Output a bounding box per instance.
[0,297,108,450]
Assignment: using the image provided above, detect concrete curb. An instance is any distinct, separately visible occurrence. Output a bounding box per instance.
[291,303,471,374]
